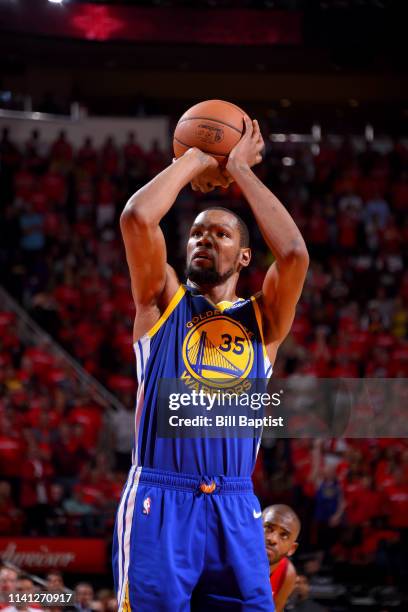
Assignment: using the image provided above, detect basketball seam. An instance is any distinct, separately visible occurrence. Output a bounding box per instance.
[177,116,243,135]
[173,136,228,157]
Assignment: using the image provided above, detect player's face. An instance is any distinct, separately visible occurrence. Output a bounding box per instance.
[186,210,247,286]
[263,510,298,565]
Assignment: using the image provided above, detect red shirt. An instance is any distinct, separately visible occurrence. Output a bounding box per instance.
[101,144,119,175]
[42,171,66,204]
[14,168,34,200]
[0,435,24,477]
[387,485,408,528]
[68,405,102,448]
[345,483,383,525]
[270,557,289,597]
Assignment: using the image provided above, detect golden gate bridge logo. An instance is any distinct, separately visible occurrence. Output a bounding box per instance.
[182,316,254,387]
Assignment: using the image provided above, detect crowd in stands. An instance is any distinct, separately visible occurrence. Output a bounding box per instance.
[0,563,342,612]
[0,565,118,612]
[0,123,407,599]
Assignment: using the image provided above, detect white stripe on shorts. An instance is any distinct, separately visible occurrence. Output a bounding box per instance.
[118,465,141,611]
[116,465,137,604]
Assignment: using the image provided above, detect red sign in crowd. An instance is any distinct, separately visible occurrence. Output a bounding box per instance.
[0,1,301,45]
[0,539,106,573]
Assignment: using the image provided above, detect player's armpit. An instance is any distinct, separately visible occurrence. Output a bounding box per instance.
[259,248,309,345]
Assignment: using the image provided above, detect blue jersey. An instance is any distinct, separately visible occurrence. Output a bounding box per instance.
[132,284,272,477]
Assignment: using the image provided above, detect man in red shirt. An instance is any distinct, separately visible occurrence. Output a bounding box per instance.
[263,504,300,612]
[386,468,408,529]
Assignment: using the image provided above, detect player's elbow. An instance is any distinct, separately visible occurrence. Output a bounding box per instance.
[282,243,309,271]
[120,197,153,230]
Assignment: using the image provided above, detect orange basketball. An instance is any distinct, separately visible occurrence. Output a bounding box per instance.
[173,99,245,165]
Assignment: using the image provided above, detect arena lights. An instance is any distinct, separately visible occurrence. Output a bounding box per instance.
[365,124,374,142]
[48,0,64,5]
[311,124,322,141]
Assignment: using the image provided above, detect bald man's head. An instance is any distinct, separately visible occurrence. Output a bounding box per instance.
[263,504,301,539]
[262,504,301,567]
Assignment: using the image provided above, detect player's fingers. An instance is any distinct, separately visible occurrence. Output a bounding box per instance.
[255,154,263,164]
[217,175,230,188]
[252,119,260,141]
[243,114,253,137]
[191,181,198,191]
[256,134,265,152]
[221,170,234,187]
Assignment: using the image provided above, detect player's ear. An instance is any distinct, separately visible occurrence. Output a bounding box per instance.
[287,542,299,557]
[239,247,251,268]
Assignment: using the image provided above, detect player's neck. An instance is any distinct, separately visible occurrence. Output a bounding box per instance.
[187,279,238,305]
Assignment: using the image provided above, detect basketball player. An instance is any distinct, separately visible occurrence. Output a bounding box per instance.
[113,115,309,611]
[263,504,301,611]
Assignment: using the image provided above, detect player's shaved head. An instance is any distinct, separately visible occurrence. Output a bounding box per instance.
[262,504,301,540]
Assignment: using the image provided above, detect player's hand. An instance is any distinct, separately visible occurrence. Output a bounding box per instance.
[173,148,233,193]
[188,148,233,193]
[226,115,264,171]
[191,165,234,193]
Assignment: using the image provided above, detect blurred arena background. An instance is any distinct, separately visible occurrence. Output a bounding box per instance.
[0,0,407,610]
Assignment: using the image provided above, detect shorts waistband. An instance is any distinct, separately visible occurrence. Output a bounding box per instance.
[136,467,253,495]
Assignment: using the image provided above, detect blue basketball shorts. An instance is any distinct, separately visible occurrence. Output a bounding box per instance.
[112,466,274,611]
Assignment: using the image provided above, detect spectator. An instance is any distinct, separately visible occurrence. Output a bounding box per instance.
[19,201,45,258]
[52,423,90,493]
[44,484,67,537]
[0,567,18,608]
[110,406,134,473]
[20,444,54,535]
[50,131,73,169]
[45,570,66,593]
[0,481,22,535]
[77,137,98,177]
[290,575,327,612]
[74,583,94,612]
[386,468,408,530]
[2,576,38,612]
[100,136,119,177]
[364,191,390,229]
[312,452,345,558]
[145,139,167,177]
[63,488,100,536]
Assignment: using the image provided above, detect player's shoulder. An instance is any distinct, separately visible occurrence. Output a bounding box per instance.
[284,558,297,586]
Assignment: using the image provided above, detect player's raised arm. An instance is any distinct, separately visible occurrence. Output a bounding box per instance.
[120,148,221,337]
[226,116,309,357]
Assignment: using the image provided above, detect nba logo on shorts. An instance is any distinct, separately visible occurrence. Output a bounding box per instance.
[142,497,151,515]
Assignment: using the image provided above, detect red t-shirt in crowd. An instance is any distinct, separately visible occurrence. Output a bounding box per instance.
[386,485,408,528]
[68,404,102,448]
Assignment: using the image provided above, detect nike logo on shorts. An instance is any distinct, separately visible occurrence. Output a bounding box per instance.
[253,510,262,519]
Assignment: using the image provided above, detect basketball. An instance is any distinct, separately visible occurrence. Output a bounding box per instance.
[173,99,245,164]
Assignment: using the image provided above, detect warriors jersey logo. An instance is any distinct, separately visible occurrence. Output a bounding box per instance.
[182,315,254,388]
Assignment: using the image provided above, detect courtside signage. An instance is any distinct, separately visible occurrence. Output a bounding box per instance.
[0,538,106,573]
